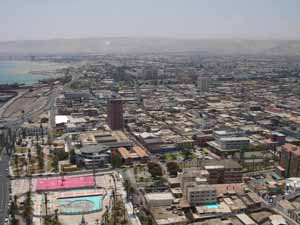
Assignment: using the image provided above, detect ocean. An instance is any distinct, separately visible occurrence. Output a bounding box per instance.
[0,61,47,85]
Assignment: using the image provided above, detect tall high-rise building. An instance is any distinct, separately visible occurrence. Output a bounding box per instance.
[279,144,300,177]
[107,98,123,130]
[197,77,210,92]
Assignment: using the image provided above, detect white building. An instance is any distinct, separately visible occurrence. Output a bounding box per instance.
[186,184,217,206]
[145,192,174,208]
[286,177,300,193]
[218,137,250,150]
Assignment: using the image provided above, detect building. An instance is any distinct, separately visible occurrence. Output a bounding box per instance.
[180,169,217,206]
[236,213,257,225]
[286,177,300,193]
[186,184,217,206]
[270,132,286,145]
[197,77,210,92]
[117,147,132,164]
[107,98,123,130]
[279,144,300,177]
[268,215,287,225]
[94,131,132,149]
[214,130,246,139]
[145,192,174,208]
[75,144,110,168]
[150,207,188,225]
[180,168,209,189]
[218,137,250,150]
[132,146,149,162]
[208,130,250,157]
[203,160,243,184]
[21,122,48,136]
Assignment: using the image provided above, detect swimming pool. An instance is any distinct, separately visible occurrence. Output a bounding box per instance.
[205,203,220,209]
[59,195,102,215]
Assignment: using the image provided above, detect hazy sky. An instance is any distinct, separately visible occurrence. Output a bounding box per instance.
[1,0,300,41]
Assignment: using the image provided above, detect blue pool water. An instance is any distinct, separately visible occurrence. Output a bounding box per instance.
[205,203,220,209]
[59,195,102,214]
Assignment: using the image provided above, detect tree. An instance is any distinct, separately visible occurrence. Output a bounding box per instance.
[51,157,59,172]
[157,176,167,185]
[138,213,153,225]
[69,149,76,164]
[44,216,62,225]
[182,148,192,161]
[252,144,265,152]
[54,150,68,161]
[111,154,122,169]
[27,149,32,161]
[166,161,180,176]
[14,154,19,175]
[147,162,163,178]
[133,165,138,175]
[9,195,19,225]
[123,179,135,202]
[38,151,44,171]
[23,191,33,225]
[36,143,42,157]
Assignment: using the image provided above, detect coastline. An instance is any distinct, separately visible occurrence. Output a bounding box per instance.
[3,60,69,77]
[0,60,69,85]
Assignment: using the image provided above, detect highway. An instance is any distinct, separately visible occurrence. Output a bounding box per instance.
[0,153,9,225]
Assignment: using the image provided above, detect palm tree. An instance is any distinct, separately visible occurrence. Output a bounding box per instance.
[28,149,31,161]
[9,195,18,225]
[38,151,44,171]
[23,191,33,225]
[14,154,19,176]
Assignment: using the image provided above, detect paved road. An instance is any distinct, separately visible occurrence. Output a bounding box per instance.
[0,153,10,225]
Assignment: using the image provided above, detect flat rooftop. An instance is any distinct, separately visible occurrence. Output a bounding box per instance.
[150,207,187,225]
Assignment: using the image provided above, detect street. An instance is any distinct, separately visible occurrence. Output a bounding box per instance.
[0,153,9,225]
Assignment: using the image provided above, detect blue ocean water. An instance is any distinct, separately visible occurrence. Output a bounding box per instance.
[0,61,47,85]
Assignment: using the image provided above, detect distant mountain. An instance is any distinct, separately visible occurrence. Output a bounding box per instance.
[0,37,300,56]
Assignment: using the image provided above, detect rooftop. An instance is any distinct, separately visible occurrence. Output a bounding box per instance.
[282,143,300,156]
[80,144,110,154]
[203,159,242,169]
[145,192,174,201]
[150,207,187,225]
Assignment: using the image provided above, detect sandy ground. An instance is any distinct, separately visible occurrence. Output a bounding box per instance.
[2,87,50,120]
[0,89,27,118]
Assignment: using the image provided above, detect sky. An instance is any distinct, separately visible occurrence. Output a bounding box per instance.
[1,0,300,41]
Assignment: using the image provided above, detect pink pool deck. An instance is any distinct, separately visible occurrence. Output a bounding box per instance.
[36,176,95,191]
